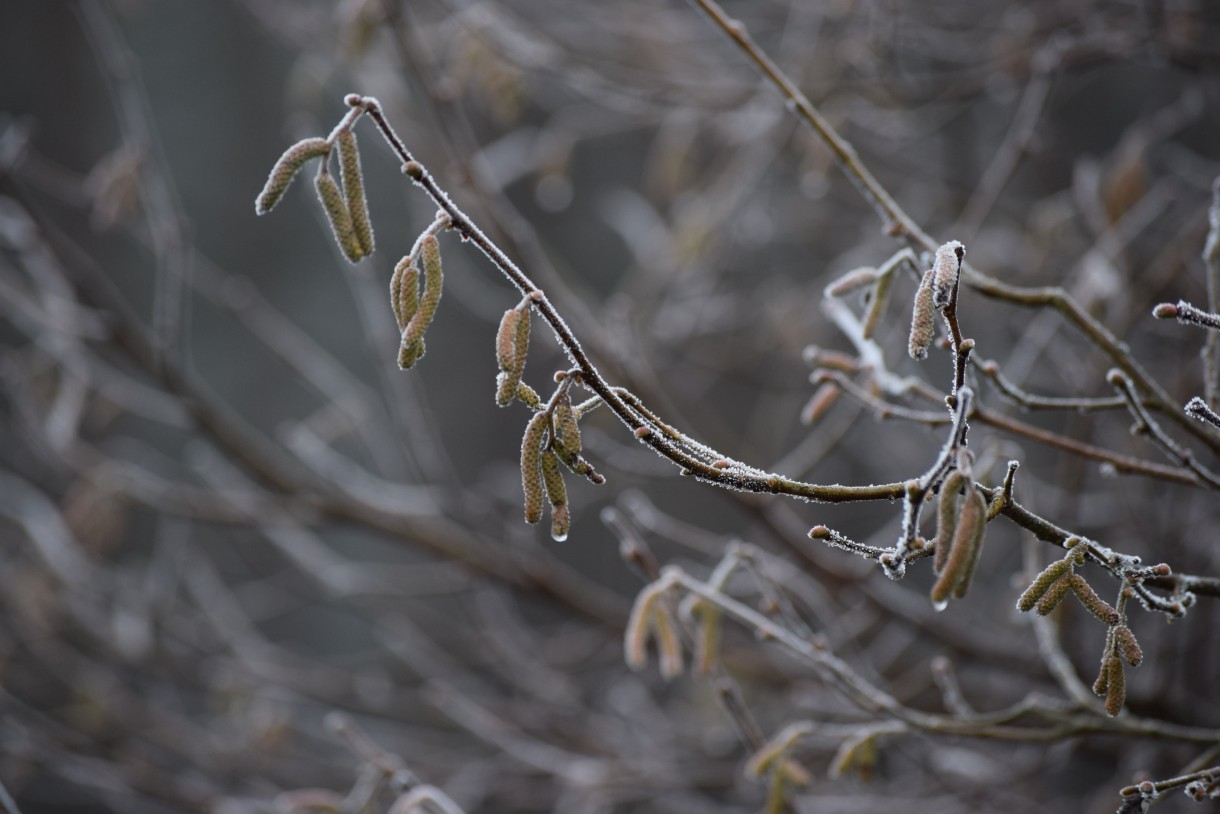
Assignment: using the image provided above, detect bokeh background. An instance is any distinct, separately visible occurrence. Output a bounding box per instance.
[2,1,1220,812]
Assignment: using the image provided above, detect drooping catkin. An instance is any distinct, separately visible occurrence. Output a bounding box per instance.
[931,240,964,308]
[934,470,966,574]
[1068,574,1121,624]
[520,411,548,524]
[1103,655,1125,716]
[390,257,420,331]
[398,338,426,369]
[950,487,987,599]
[908,269,936,360]
[540,450,569,541]
[494,306,530,406]
[336,130,374,257]
[1115,625,1143,666]
[823,266,878,298]
[315,172,364,263]
[652,604,684,680]
[624,583,661,671]
[553,393,581,454]
[829,732,877,782]
[861,266,896,340]
[1034,575,1072,615]
[255,137,330,215]
[1016,558,1072,612]
[800,382,840,425]
[402,235,443,347]
[930,486,986,605]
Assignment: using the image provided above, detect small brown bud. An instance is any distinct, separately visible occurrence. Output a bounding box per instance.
[402,160,424,180]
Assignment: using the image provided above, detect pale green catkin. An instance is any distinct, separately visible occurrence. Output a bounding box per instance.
[390,258,420,331]
[402,235,443,346]
[256,137,330,215]
[520,410,548,524]
[1016,558,1072,612]
[540,450,569,541]
[397,338,425,369]
[554,394,581,455]
[314,172,364,263]
[908,269,936,360]
[336,130,374,256]
[861,266,896,339]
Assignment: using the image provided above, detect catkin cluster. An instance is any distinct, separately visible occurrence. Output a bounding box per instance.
[256,128,375,264]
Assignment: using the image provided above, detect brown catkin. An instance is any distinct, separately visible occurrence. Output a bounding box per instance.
[1016,558,1072,612]
[402,235,443,346]
[1115,625,1143,666]
[951,487,988,599]
[800,382,841,426]
[256,137,330,215]
[908,269,936,360]
[390,258,420,331]
[1068,574,1121,624]
[520,411,548,524]
[934,471,966,574]
[930,486,986,604]
[1034,575,1072,615]
[931,240,964,308]
[314,172,363,263]
[495,309,522,373]
[337,130,373,256]
[1103,655,1125,716]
